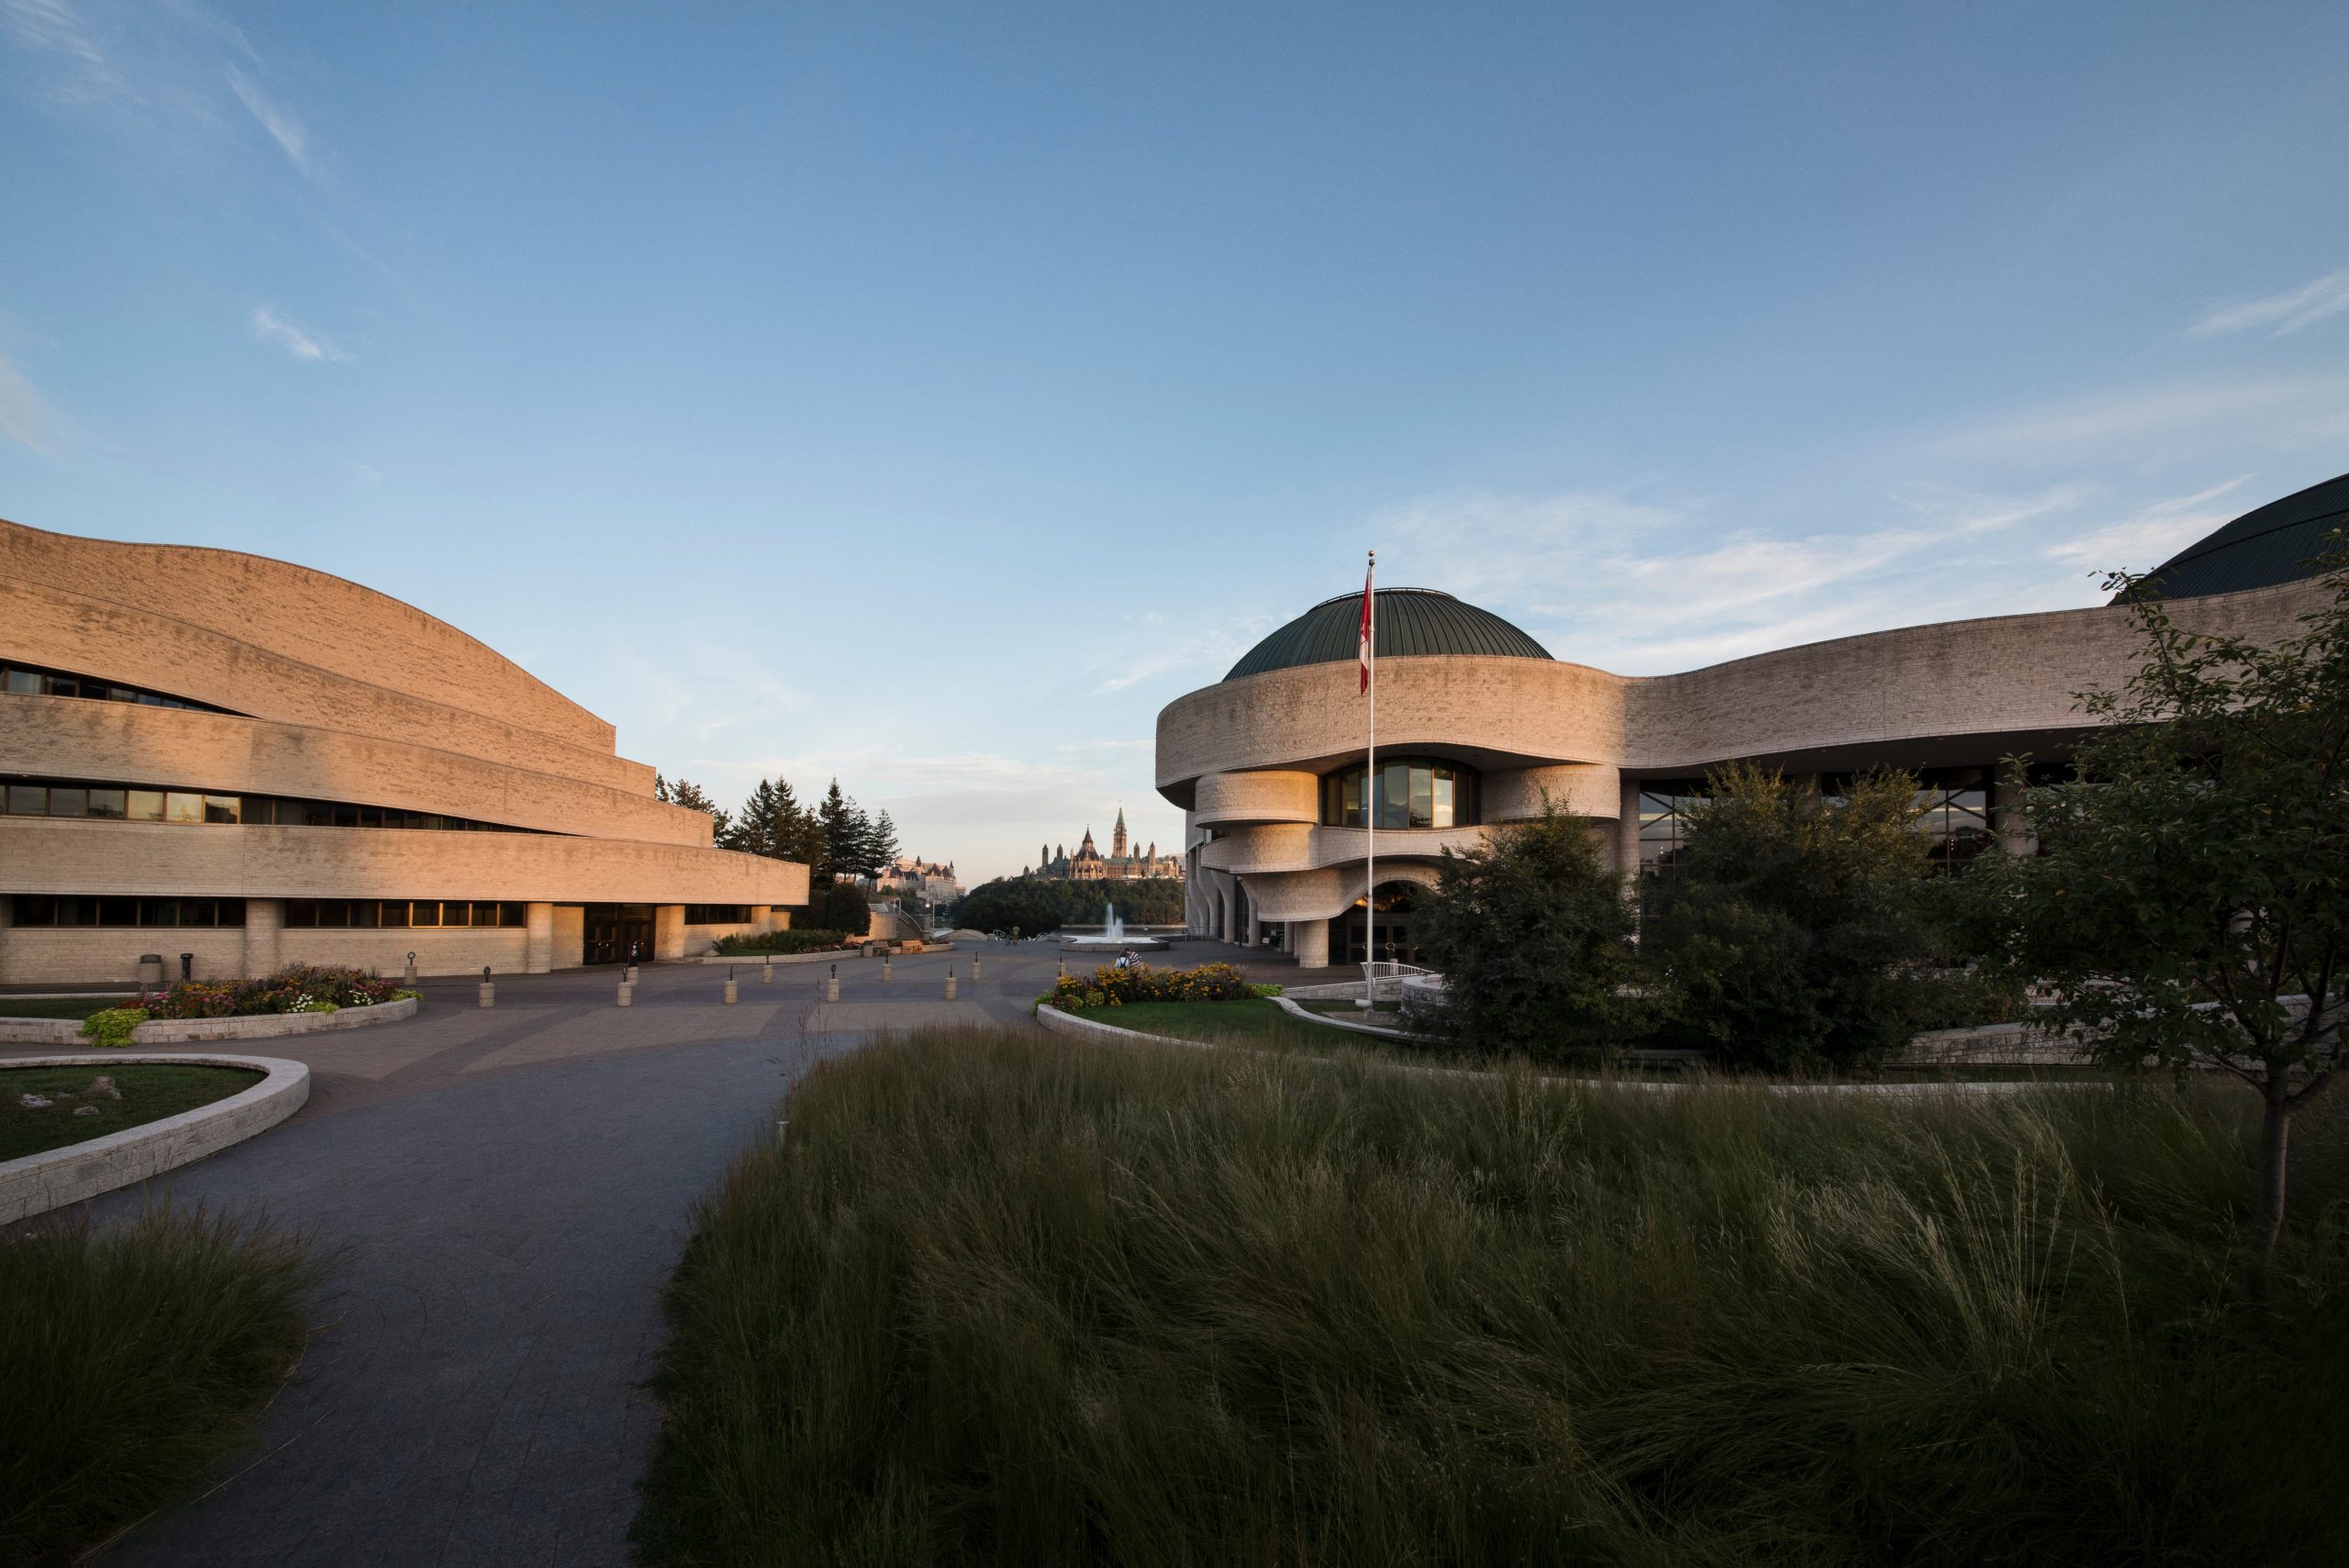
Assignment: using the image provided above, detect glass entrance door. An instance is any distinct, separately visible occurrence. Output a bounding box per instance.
[584,903,654,965]
[1337,883,1420,966]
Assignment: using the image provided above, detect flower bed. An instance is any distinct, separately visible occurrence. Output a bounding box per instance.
[139,965,413,1020]
[1044,961,1259,1012]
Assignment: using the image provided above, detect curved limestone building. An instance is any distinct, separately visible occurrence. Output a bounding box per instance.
[1,518,807,984]
[1157,473,2345,968]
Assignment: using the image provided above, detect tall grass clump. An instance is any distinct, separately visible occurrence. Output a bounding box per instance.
[0,1206,313,1564]
[634,1027,2349,1567]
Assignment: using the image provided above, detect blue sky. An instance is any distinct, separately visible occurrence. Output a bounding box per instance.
[4,2,2346,881]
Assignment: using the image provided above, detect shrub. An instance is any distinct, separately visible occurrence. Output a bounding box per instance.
[796,884,873,940]
[713,929,847,956]
[1642,762,1971,1071]
[78,1007,150,1049]
[1417,799,1640,1061]
[1043,962,1251,1011]
[139,964,405,1020]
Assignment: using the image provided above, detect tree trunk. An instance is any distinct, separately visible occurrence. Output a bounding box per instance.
[2255,1080,2292,1259]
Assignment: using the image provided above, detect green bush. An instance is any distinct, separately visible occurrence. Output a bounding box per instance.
[78,1007,150,1049]
[1642,762,1976,1071]
[713,929,847,956]
[0,1206,313,1563]
[1044,962,1252,1010]
[633,1028,2349,1566]
[1418,799,1640,1061]
[140,964,405,1020]
[796,884,873,940]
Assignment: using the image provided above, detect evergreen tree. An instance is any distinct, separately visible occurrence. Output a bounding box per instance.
[815,779,860,884]
[862,809,901,879]
[660,774,731,843]
[722,777,808,862]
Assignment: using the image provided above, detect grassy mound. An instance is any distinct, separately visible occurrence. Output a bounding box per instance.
[633,1026,2349,1565]
[1,1065,262,1162]
[0,1207,312,1562]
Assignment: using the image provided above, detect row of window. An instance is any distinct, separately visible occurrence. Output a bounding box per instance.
[1321,760,1479,830]
[2,661,233,714]
[5,895,535,929]
[1,779,535,834]
[684,905,754,924]
[285,901,530,929]
[1638,766,2020,872]
[10,896,247,928]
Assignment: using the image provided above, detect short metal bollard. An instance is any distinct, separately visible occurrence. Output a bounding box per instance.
[762,960,774,984]
[944,970,957,1000]
[971,959,982,982]
[617,980,634,1007]
[882,958,892,983]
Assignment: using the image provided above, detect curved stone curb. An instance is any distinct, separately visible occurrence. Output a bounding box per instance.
[687,944,952,965]
[0,995,417,1048]
[0,1053,310,1222]
[1033,1002,2086,1097]
[1271,994,1416,1039]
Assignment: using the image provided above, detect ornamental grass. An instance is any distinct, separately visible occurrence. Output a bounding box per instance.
[632,1026,2349,1567]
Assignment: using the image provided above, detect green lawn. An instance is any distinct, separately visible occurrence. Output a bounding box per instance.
[1066,997,1352,1052]
[0,995,137,1021]
[1,1207,312,1563]
[634,1025,2349,1566]
[1,1065,262,1162]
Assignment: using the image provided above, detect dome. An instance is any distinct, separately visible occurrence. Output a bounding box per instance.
[2123,472,2348,602]
[1224,587,1553,681]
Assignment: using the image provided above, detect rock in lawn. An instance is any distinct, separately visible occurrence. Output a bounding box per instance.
[84,1076,122,1100]
[17,1094,53,1109]
[72,1105,101,1118]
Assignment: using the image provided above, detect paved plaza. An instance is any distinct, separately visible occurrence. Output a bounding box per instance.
[3,942,1164,1568]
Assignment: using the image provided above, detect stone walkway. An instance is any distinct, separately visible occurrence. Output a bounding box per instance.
[9,944,1085,1568]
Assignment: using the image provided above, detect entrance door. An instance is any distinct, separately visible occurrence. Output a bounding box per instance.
[584,903,654,965]
[1338,883,1421,966]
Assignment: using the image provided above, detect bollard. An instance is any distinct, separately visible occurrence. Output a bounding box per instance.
[405,951,418,987]
[825,962,839,1004]
[762,959,774,984]
[724,977,739,1006]
[944,969,957,1000]
[617,980,634,1007]
[478,982,495,1008]
[882,958,892,983]
[971,958,982,982]
[626,964,640,985]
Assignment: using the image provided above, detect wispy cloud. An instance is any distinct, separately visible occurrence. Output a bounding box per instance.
[2,0,102,67]
[224,62,309,173]
[249,306,348,361]
[0,349,46,451]
[2191,269,2349,339]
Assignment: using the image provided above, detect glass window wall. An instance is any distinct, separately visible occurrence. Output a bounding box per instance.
[1319,759,1477,829]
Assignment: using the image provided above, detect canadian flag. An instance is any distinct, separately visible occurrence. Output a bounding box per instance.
[1358,559,1375,695]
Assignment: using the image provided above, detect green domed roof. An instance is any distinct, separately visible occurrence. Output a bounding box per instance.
[2124,472,2348,602]
[1225,588,1552,681]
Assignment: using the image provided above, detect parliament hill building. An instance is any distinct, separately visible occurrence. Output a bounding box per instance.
[1029,809,1184,882]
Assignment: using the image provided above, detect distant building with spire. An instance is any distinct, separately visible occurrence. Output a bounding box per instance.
[1026,807,1185,882]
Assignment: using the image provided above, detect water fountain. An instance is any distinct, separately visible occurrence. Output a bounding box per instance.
[1059,897,1169,953]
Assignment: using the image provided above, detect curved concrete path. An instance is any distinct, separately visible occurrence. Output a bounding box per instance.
[6,943,1081,1568]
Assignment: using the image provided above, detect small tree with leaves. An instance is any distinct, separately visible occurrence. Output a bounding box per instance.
[1972,547,2349,1258]
[1417,800,1639,1062]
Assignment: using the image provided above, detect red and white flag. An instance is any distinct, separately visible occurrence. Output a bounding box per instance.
[1357,558,1375,695]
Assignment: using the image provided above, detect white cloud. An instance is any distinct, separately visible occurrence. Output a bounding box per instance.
[2,0,102,67]
[2042,478,2247,574]
[224,62,309,174]
[0,350,45,451]
[2191,270,2349,339]
[249,306,348,361]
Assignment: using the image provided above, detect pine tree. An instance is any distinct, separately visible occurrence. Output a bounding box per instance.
[721,777,810,863]
[862,809,900,878]
[662,775,730,843]
[814,778,859,884]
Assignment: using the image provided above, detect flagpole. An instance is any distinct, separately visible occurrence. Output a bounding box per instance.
[1364,550,1376,1011]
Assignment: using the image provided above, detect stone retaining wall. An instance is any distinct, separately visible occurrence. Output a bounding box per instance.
[0,1052,310,1221]
[0,995,417,1047]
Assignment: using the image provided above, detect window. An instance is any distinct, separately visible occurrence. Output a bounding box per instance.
[1637,780,1709,871]
[1319,760,1478,829]
[7,895,244,927]
[0,662,236,713]
[0,777,542,834]
[283,899,525,929]
[685,905,753,924]
[1819,766,1999,873]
